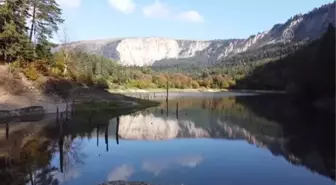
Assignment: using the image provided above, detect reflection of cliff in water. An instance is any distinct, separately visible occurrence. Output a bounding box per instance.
[115,96,334,181]
[116,97,281,141]
[0,95,334,183]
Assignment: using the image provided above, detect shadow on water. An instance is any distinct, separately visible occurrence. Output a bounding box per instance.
[0,93,334,185]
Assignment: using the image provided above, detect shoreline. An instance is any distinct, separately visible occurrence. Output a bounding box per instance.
[108,88,286,94]
[0,87,159,119]
[109,88,226,93]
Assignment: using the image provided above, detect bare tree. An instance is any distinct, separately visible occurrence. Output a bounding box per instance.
[57,28,71,76]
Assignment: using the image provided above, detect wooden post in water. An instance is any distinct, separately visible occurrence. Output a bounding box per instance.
[105,124,109,152]
[116,117,120,145]
[58,134,64,173]
[96,124,99,147]
[166,100,169,117]
[56,106,59,123]
[166,79,169,103]
[176,103,179,119]
[58,114,64,173]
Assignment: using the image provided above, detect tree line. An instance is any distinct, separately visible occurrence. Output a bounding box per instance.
[1,0,333,95]
[235,24,335,99]
[0,0,63,63]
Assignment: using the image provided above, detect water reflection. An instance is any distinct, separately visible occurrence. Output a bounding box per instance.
[142,154,203,176]
[108,164,134,181]
[0,94,334,185]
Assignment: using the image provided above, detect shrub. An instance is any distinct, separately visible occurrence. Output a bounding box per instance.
[33,60,49,75]
[10,59,22,68]
[42,78,74,98]
[220,81,230,89]
[50,67,63,77]
[94,76,109,90]
[228,79,236,87]
[0,69,25,95]
[24,64,39,81]
[76,73,94,86]
[191,80,200,89]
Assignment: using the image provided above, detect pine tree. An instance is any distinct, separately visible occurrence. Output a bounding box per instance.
[28,0,64,43]
[0,0,31,62]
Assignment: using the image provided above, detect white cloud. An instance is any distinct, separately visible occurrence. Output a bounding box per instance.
[56,0,81,8]
[108,0,136,14]
[142,1,204,23]
[142,154,203,176]
[53,168,81,183]
[107,164,135,181]
[143,1,171,18]
[177,10,204,23]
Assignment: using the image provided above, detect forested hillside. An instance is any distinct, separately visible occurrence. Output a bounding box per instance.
[0,0,334,102]
[0,0,254,92]
[235,24,335,99]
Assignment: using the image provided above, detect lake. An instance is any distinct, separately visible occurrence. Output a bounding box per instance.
[0,92,334,185]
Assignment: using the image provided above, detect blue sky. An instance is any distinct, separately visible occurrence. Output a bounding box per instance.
[54,0,332,42]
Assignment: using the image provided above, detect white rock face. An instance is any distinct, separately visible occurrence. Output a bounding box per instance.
[59,3,334,66]
[118,114,209,140]
[115,38,210,66]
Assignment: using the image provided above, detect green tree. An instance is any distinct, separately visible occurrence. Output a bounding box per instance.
[0,0,31,62]
[28,0,64,42]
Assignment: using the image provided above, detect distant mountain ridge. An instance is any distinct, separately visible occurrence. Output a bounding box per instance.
[57,2,335,66]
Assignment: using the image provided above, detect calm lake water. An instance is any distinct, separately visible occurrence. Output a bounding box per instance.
[0,93,335,185]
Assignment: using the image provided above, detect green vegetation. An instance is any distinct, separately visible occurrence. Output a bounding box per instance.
[0,0,334,103]
[0,0,63,63]
[236,24,335,100]
[0,0,273,92]
[50,50,275,90]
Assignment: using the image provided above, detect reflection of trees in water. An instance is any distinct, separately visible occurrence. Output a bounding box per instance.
[0,95,334,183]
[57,134,84,184]
[0,118,86,185]
[0,135,59,185]
[125,95,335,181]
[0,106,131,185]
[118,97,282,144]
[235,95,335,181]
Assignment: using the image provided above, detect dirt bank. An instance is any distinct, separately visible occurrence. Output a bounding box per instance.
[0,65,158,114]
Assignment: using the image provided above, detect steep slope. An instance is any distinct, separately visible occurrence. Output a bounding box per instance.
[235,24,335,102]
[57,2,335,66]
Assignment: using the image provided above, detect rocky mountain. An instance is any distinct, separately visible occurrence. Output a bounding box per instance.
[58,3,335,67]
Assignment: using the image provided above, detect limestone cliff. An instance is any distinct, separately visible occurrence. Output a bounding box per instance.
[57,3,335,66]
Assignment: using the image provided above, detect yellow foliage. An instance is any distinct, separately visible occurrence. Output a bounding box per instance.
[10,60,22,68]
[228,79,236,86]
[24,64,39,81]
[191,80,200,88]
[50,67,63,77]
